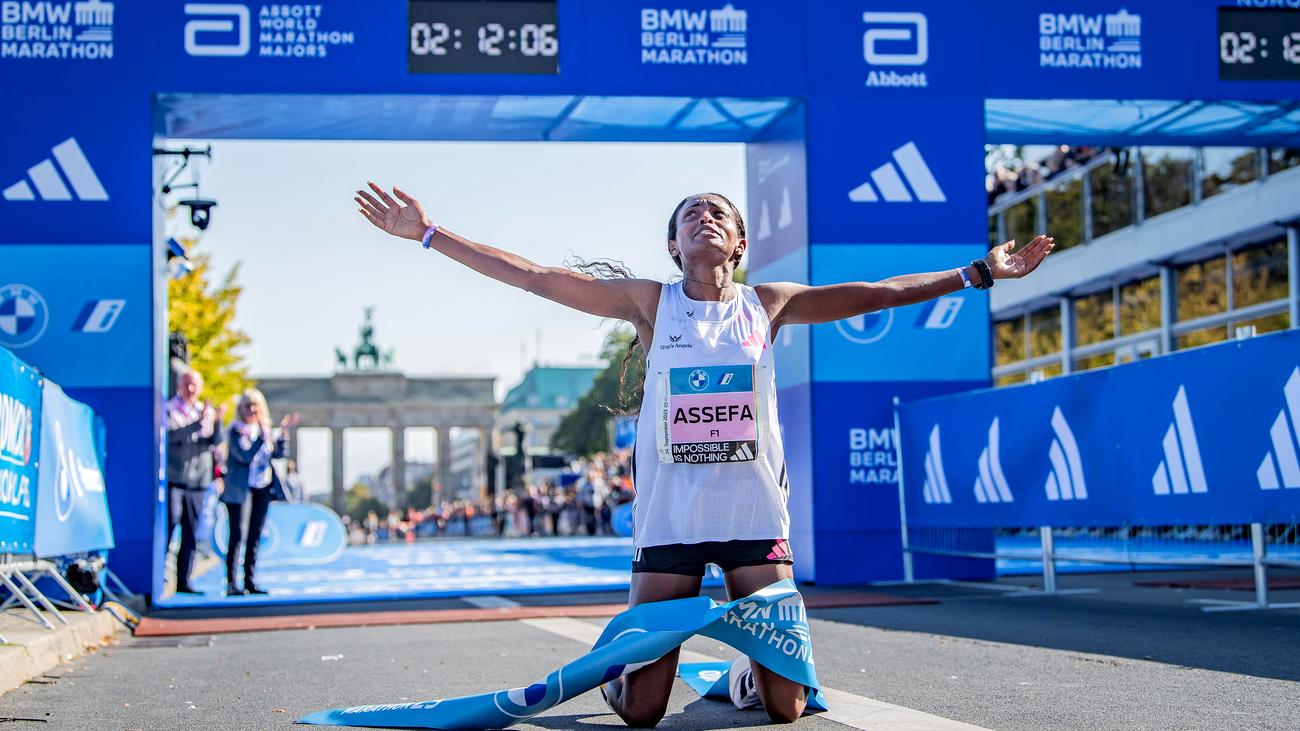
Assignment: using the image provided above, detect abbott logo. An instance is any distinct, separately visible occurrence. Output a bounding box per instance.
[1152,385,1208,496]
[863,11,929,88]
[3,137,107,202]
[862,12,926,65]
[847,142,946,204]
[1257,367,1300,490]
[921,424,952,504]
[184,3,250,57]
[1043,407,1087,501]
[973,417,1013,504]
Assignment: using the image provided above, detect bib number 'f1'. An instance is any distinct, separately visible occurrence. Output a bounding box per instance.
[656,364,760,464]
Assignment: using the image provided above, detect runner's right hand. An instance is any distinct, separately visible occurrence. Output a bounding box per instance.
[355,182,432,242]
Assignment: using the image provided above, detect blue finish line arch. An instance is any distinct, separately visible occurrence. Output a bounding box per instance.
[2,0,1298,600]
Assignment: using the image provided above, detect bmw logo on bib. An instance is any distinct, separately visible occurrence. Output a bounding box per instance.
[688,369,710,391]
[0,284,49,349]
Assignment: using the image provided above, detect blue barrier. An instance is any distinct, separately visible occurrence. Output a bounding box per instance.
[0,347,41,553]
[212,503,345,566]
[899,330,1300,529]
[611,502,633,538]
[34,381,113,558]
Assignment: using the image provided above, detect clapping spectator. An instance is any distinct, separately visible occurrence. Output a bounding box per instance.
[165,369,224,594]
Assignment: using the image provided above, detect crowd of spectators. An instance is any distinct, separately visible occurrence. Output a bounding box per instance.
[988,145,1102,205]
[342,450,636,544]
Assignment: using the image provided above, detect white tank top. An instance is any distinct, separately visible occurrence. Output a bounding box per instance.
[632,281,789,548]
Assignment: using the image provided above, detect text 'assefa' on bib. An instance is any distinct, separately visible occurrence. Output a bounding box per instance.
[656,364,758,464]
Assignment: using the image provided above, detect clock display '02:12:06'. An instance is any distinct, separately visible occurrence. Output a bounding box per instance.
[408,1,558,75]
[1218,8,1300,81]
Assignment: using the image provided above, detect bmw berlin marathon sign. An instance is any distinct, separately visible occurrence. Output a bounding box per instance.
[1039,8,1142,70]
[849,427,898,486]
[641,3,747,67]
[1,0,113,60]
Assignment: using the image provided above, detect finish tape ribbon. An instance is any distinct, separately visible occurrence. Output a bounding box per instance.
[298,579,826,728]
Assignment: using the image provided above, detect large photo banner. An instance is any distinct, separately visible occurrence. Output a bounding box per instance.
[0,347,40,554]
[35,381,113,558]
[900,329,1300,529]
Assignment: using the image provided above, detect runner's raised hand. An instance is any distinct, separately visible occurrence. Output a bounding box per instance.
[987,235,1054,280]
[355,182,431,241]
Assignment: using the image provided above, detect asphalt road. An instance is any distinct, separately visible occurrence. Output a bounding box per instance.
[1,570,1297,730]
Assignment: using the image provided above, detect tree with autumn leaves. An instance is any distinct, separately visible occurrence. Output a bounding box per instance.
[167,240,254,409]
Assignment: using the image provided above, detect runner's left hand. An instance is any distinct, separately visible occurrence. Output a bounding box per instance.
[987,235,1054,279]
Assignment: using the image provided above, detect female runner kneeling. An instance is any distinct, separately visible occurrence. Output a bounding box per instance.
[354,183,1053,726]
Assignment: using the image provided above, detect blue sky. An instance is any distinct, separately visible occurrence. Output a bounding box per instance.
[173,139,746,490]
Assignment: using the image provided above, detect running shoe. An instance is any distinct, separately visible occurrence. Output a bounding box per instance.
[728,655,762,710]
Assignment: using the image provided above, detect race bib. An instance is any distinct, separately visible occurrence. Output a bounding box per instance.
[656,365,759,464]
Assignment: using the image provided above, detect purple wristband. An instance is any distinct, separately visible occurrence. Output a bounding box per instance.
[421,224,439,249]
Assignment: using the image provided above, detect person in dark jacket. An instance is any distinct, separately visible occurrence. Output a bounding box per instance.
[165,370,224,594]
[223,388,298,596]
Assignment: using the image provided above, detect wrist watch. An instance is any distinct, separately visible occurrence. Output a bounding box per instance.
[969,259,994,289]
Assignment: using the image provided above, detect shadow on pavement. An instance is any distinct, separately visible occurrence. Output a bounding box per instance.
[807,568,1300,683]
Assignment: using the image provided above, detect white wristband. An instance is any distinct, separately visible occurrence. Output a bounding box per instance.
[421,224,440,249]
[957,267,973,288]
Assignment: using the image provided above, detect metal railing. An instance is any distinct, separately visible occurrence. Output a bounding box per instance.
[897,524,1300,612]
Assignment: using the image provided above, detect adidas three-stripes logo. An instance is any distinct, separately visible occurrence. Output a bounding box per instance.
[1257,367,1300,490]
[1152,385,1208,496]
[730,442,755,461]
[847,141,947,204]
[3,137,108,202]
[921,424,953,504]
[1044,407,1088,501]
[973,417,1014,503]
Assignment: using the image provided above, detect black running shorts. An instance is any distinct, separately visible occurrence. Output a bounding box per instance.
[631,538,793,576]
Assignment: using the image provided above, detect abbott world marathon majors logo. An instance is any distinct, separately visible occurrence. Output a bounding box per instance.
[641,3,747,67]
[1,0,113,60]
[1039,8,1142,70]
[184,3,355,59]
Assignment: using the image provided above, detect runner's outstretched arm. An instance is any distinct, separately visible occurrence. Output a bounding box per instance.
[760,235,1054,329]
[355,183,659,324]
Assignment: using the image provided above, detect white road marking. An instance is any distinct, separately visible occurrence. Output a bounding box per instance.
[463,595,522,609]
[520,616,990,730]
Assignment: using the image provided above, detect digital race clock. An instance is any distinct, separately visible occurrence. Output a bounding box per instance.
[1218,8,1300,82]
[408,0,558,75]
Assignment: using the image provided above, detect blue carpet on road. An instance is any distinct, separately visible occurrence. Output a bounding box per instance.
[158,535,1300,608]
[159,537,723,608]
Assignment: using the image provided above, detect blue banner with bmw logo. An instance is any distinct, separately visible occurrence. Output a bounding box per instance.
[35,380,114,558]
[900,329,1300,529]
[0,346,41,554]
[300,579,824,728]
[0,245,151,388]
[810,244,990,383]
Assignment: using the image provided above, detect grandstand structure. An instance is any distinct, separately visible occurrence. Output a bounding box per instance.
[988,146,1298,385]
